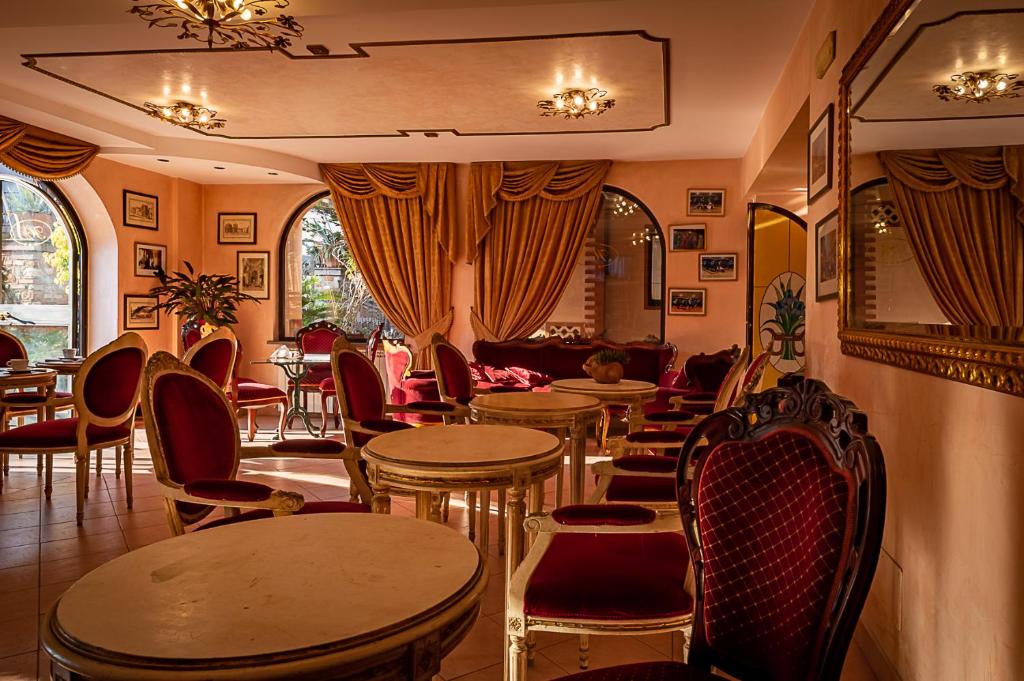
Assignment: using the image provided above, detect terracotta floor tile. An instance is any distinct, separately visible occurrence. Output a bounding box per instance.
[123,524,173,550]
[0,512,39,533]
[0,588,38,624]
[115,508,167,530]
[0,615,38,658]
[39,516,122,543]
[111,494,165,514]
[0,499,38,517]
[0,545,38,571]
[539,633,670,673]
[0,566,39,595]
[440,613,505,680]
[38,579,76,617]
[0,650,36,681]
[39,529,127,563]
[39,500,116,525]
[39,549,127,586]
[0,527,40,550]
[44,491,108,511]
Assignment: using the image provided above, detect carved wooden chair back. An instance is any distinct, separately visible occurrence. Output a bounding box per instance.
[72,332,148,435]
[296,320,345,355]
[180,320,203,351]
[142,351,243,529]
[366,322,385,362]
[330,336,387,427]
[732,350,771,406]
[430,333,473,405]
[0,327,27,365]
[714,346,750,412]
[182,326,237,392]
[677,376,886,681]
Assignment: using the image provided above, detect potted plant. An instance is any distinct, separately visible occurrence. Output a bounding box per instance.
[147,261,260,336]
[583,349,630,384]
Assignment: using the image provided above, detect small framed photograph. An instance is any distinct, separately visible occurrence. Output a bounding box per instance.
[698,253,738,281]
[218,212,257,244]
[687,189,725,217]
[134,242,166,277]
[669,224,706,251]
[807,103,834,204]
[123,190,158,230]
[123,295,159,330]
[668,288,707,316]
[237,251,270,299]
[815,209,839,300]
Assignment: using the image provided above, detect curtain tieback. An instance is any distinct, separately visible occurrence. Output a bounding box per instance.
[406,308,455,355]
[469,308,500,343]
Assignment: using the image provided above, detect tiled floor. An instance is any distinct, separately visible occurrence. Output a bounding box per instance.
[0,419,879,681]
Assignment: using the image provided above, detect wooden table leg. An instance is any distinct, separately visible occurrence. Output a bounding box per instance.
[415,491,433,520]
[371,483,392,514]
[479,489,491,557]
[569,417,587,504]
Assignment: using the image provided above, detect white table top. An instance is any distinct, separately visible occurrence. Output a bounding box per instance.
[363,424,561,468]
[50,514,482,661]
[549,377,658,395]
[470,391,602,413]
[258,353,331,366]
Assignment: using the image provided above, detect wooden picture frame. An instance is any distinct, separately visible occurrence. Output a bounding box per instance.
[686,189,726,217]
[133,242,167,278]
[123,295,159,330]
[698,253,738,281]
[669,224,706,251]
[807,103,834,204]
[218,212,258,244]
[644,234,664,309]
[237,251,270,300]
[815,210,839,300]
[123,190,158,230]
[668,288,706,316]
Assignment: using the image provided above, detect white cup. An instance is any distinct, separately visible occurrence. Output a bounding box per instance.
[7,359,29,371]
[63,348,78,359]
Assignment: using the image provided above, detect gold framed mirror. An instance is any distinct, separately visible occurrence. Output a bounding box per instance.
[837,0,1024,397]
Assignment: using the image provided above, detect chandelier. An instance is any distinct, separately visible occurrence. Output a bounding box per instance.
[630,226,658,247]
[143,100,226,130]
[609,194,637,216]
[933,71,1022,103]
[129,0,304,50]
[538,88,615,119]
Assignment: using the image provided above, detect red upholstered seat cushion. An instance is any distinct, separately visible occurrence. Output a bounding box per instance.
[0,417,130,450]
[625,430,689,444]
[1,390,72,404]
[235,380,286,402]
[269,438,345,455]
[525,532,692,620]
[614,455,678,473]
[645,410,697,423]
[606,475,677,503]
[551,504,656,526]
[196,500,371,530]
[293,364,332,388]
[405,400,457,412]
[183,479,273,502]
[696,430,853,680]
[318,377,336,395]
[555,661,721,681]
[351,418,413,446]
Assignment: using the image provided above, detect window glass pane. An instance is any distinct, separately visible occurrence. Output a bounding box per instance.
[0,177,75,359]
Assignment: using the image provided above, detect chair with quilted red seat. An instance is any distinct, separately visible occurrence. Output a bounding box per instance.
[379,338,443,425]
[647,345,740,415]
[141,351,369,535]
[331,337,455,504]
[290,320,345,429]
[182,326,237,392]
[228,338,289,442]
[0,333,147,524]
[538,375,887,681]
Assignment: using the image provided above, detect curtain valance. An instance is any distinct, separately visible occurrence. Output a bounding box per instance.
[0,115,99,180]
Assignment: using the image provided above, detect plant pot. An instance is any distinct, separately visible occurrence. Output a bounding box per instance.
[584,360,624,384]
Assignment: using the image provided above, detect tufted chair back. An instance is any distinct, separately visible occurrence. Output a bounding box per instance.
[431,334,473,405]
[677,376,886,681]
[182,326,237,392]
[296,320,345,355]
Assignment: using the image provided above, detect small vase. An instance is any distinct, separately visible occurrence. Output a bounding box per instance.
[584,361,624,384]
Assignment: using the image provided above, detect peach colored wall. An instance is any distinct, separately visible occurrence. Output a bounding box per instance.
[742,1,1024,680]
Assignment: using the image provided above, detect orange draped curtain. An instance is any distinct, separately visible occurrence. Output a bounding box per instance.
[319,163,456,366]
[879,146,1024,327]
[468,160,610,341]
[0,115,98,180]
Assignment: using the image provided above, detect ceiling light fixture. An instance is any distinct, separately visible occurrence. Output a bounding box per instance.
[933,71,1022,103]
[606,194,637,216]
[143,100,226,130]
[629,226,658,247]
[129,0,303,50]
[538,88,615,119]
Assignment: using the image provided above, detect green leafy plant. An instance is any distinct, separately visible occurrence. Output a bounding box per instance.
[590,349,630,366]
[147,261,259,326]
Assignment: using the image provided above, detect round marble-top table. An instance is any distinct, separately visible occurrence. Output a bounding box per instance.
[469,391,602,506]
[549,378,659,445]
[0,368,58,490]
[41,513,486,681]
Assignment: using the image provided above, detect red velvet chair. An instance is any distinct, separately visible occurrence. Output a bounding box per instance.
[141,351,369,534]
[0,333,147,525]
[229,339,289,442]
[180,320,203,351]
[291,320,345,428]
[647,345,740,415]
[543,376,887,681]
[331,337,455,503]
[380,338,443,424]
[182,326,237,392]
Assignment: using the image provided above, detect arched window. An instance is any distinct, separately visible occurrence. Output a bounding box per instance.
[544,186,665,342]
[278,192,395,339]
[0,170,86,357]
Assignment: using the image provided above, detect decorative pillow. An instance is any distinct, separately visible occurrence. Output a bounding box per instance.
[483,366,520,386]
[468,361,488,383]
[506,366,554,388]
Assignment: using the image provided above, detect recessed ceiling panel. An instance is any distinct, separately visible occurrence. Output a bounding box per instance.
[24,32,667,139]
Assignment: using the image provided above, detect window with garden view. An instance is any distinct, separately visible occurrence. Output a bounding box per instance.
[281,194,395,339]
[0,171,82,359]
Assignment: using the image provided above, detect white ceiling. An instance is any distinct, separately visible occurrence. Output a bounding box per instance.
[0,0,815,183]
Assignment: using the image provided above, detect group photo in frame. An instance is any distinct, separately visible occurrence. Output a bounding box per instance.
[668,287,707,316]
[686,189,726,217]
[815,209,839,300]
[669,224,707,251]
[698,253,738,281]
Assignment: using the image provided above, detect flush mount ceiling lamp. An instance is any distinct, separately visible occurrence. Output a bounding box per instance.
[129,0,304,50]
[933,71,1022,103]
[610,195,637,216]
[538,88,615,119]
[143,100,226,130]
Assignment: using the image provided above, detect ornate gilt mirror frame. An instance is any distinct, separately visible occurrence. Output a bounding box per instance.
[837,0,1024,397]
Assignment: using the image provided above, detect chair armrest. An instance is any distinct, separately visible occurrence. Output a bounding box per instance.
[386,402,462,416]
[669,395,714,409]
[524,506,682,534]
[592,458,677,478]
[162,479,305,513]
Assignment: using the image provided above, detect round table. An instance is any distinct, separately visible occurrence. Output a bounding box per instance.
[469,391,602,505]
[0,368,58,489]
[549,378,659,446]
[253,353,331,437]
[41,513,486,681]
[362,424,561,573]
[35,357,85,375]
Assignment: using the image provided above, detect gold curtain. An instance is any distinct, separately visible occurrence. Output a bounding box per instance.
[468,160,610,341]
[0,115,98,180]
[319,162,455,366]
[879,146,1024,326]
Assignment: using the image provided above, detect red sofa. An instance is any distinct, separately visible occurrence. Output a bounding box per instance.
[472,338,677,384]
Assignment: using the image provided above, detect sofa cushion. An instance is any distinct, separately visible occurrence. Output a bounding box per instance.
[472,338,675,384]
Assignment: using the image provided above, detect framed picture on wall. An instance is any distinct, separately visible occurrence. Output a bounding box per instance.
[123,190,158,230]
[698,253,738,281]
[123,295,159,330]
[669,224,706,251]
[815,209,839,300]
[218,212,257,244]
[686,189,725,217]
[668,288,706,316]
[237,251,270,299]
[133,242,166,277]
[807,103,834,204]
